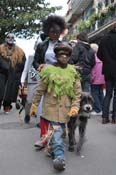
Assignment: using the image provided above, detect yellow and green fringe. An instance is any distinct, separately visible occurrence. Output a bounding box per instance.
[40,65,80,99]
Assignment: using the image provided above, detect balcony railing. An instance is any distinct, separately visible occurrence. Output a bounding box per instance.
[88,8,116,31]
[88,10,116,40]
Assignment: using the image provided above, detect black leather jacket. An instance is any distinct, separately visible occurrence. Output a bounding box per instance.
[33,38,49,70]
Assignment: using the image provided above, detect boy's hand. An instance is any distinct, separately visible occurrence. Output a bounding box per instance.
[68,107,78,117]
[30,103,37,116]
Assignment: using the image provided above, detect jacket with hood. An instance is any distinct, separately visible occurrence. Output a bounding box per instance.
[69,41,95,81]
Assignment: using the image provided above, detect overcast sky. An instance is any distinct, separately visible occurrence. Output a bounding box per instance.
[45,0,68,16]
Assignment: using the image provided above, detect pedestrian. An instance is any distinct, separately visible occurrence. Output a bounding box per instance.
[69,32,95,92]
[30,42,81,171]
[0,33,26,113]
[20,55,40,123]
[97,29,116,124]
[33,14,67,71]
[20,33,47,124]
[90,43,105,116]
[32,15,67,145]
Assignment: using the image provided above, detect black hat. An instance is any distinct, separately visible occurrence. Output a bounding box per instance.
[54,42,72,56]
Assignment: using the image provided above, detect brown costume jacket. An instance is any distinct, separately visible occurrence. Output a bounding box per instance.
[33,76,81,123]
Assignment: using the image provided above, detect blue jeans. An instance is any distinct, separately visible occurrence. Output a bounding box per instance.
[50,122,65,160]
[91,85,104,113]
[102,78,116,120]
[81,80,91,93]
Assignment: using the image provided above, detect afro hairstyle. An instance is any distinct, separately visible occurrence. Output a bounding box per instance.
[42,15,66,35]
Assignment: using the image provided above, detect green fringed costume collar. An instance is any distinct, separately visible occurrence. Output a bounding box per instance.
[40,65,80,99]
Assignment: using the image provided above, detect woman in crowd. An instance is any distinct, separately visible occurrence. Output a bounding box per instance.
[0,33,26,113]
[20,32,47,124]
[90,43,105,116]
[32,15,67,147]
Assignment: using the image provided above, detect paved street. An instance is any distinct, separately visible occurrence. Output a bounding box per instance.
[0,107,116,175]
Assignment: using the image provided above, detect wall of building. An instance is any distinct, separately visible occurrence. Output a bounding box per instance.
[65,0,116,42]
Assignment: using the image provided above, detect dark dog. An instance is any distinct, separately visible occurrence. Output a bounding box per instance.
[68,92,94,154]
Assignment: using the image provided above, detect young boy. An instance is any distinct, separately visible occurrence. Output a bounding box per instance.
[30,42,81,171]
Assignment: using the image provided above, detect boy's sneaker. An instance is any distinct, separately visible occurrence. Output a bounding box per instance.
[53,157,66,171]
[34,139,47,150]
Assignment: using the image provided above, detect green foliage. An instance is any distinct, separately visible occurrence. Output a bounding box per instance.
[78,2,116,32]
[0,0,61,43]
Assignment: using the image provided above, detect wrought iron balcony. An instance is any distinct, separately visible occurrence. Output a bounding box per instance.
[88,10,116,41]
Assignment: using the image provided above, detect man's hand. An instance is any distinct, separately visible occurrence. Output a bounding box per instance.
[68,107,78,117]
[30,103,37,117]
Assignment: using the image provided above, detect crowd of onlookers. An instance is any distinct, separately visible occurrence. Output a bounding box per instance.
[0,14,116,171]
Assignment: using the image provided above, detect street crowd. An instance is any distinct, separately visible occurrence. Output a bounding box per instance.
[0,14,116,171]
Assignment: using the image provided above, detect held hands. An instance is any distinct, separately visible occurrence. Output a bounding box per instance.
[30,103,37,117]
[37,64,45,72]
[68,107,78,117]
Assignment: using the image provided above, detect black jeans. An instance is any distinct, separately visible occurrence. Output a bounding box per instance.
[102,77,116,120]
[0,74,7,108]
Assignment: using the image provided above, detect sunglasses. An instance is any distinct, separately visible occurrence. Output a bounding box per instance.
[57,53,69,57]
[6,36,14,39]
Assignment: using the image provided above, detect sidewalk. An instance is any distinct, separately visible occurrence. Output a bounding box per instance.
[0,106,116,175]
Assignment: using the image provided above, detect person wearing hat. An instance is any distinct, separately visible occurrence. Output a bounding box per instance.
[30,42,81,171]
[0,33,26,113]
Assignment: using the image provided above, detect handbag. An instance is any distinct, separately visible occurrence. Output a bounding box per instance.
[18,86,27,98]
